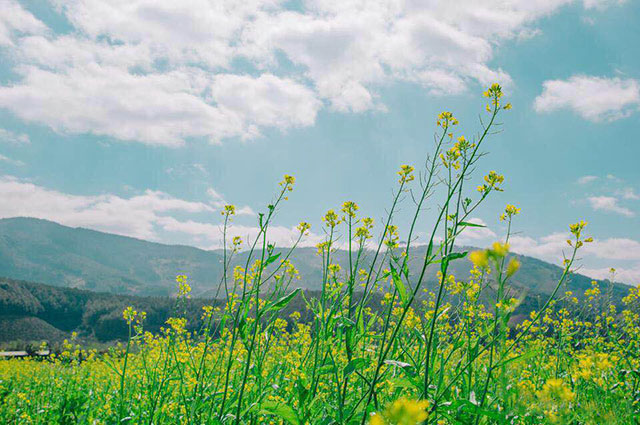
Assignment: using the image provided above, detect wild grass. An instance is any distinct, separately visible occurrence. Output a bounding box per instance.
[1,84,639,424]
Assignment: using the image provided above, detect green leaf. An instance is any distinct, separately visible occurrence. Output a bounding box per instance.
[440,251,468,273]
[343,357,369,377]
[445,251,468,262]
[296,378,309,405]
[317,364,337,375]
[260,401,300,425]
[264,252,282,267]
[457,221,486,228]
[358,311,365,334]
[390,264,408,305]
[266,288,301,313]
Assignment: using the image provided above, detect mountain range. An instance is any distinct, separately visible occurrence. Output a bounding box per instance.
[0,217,628,298]
[0,217,633,347]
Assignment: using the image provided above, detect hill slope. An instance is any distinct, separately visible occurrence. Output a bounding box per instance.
[0,277,219,345]
[0,217,224,296]
[0,217,628,299]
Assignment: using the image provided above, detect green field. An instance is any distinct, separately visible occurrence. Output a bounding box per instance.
[2,86,639,424]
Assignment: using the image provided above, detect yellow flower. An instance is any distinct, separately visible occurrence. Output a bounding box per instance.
[436,111,458,128]
[341,201,359,218]
[369,398,429,425]
[176,274,191,297]
[569,220,587,238]
[384,224,399,248]
[501,204,521,221]
[506,258,520,277]
[222,204,236,216]
[491,241,510,258]
[280,174,296,190]
[478,171,505,194]
[297,221,311,234]
[398,164,415,184]
[469,250,489,269]
[122,306,137,324]
[356,217,374,240]
[537,378,575,403]
[323,209,341,228]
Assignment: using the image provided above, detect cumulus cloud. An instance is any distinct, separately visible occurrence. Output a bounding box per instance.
[0,0,48,46]
[455,218,497,244]
[209,74,321,138]
[0,65,319,146]
[584,238,640,261]
[510,233,570,263]
[156,216,323,249]
[513,233,640,263]
[534,75,640,121]
[0,0,626,145]
[0,175,318,248]
[580,264,640,284]
[587,196,635,217]
[510,232,640,284]
[0,175,214,239]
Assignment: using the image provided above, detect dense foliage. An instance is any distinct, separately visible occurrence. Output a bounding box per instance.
[2,85,639,424]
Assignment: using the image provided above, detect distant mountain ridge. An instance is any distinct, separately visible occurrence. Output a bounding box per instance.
[0,217,223,296]
[0,217,628,299]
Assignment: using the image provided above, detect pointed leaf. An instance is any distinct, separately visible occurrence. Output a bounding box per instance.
[260,401,300,425]
[264,252,282,267]
[390,264,408,305]
[343,357,369,377]
[266,288,301,313]
[458,221,486,228]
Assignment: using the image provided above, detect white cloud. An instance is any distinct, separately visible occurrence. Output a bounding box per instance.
[0,175,320,249]
[0,154,24,166]
[584,238,640,261]
[0,0,48,46]
[156,216,322,249]
[0,63,320,146]
[49,0,275,69]
[510,232,640,284]
[0,0,626,144]
[577,175,598,184]
[513,233,640,263]
[0,128,30,144]
[210,73,321,137]
[534,75,640,121]
[456,218,497,244]
[0,175,214,239]
[580,265,640,284]
[510,232,570,263]
[0,66,222,146]
[587,195,634,217]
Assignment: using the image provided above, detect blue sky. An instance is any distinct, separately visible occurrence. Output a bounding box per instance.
[1,0,640,283]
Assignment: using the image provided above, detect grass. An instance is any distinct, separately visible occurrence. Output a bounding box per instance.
[1,84,639,424]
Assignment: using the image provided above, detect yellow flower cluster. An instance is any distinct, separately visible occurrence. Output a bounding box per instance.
[370,398,430,425]
[398,164,415,184]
